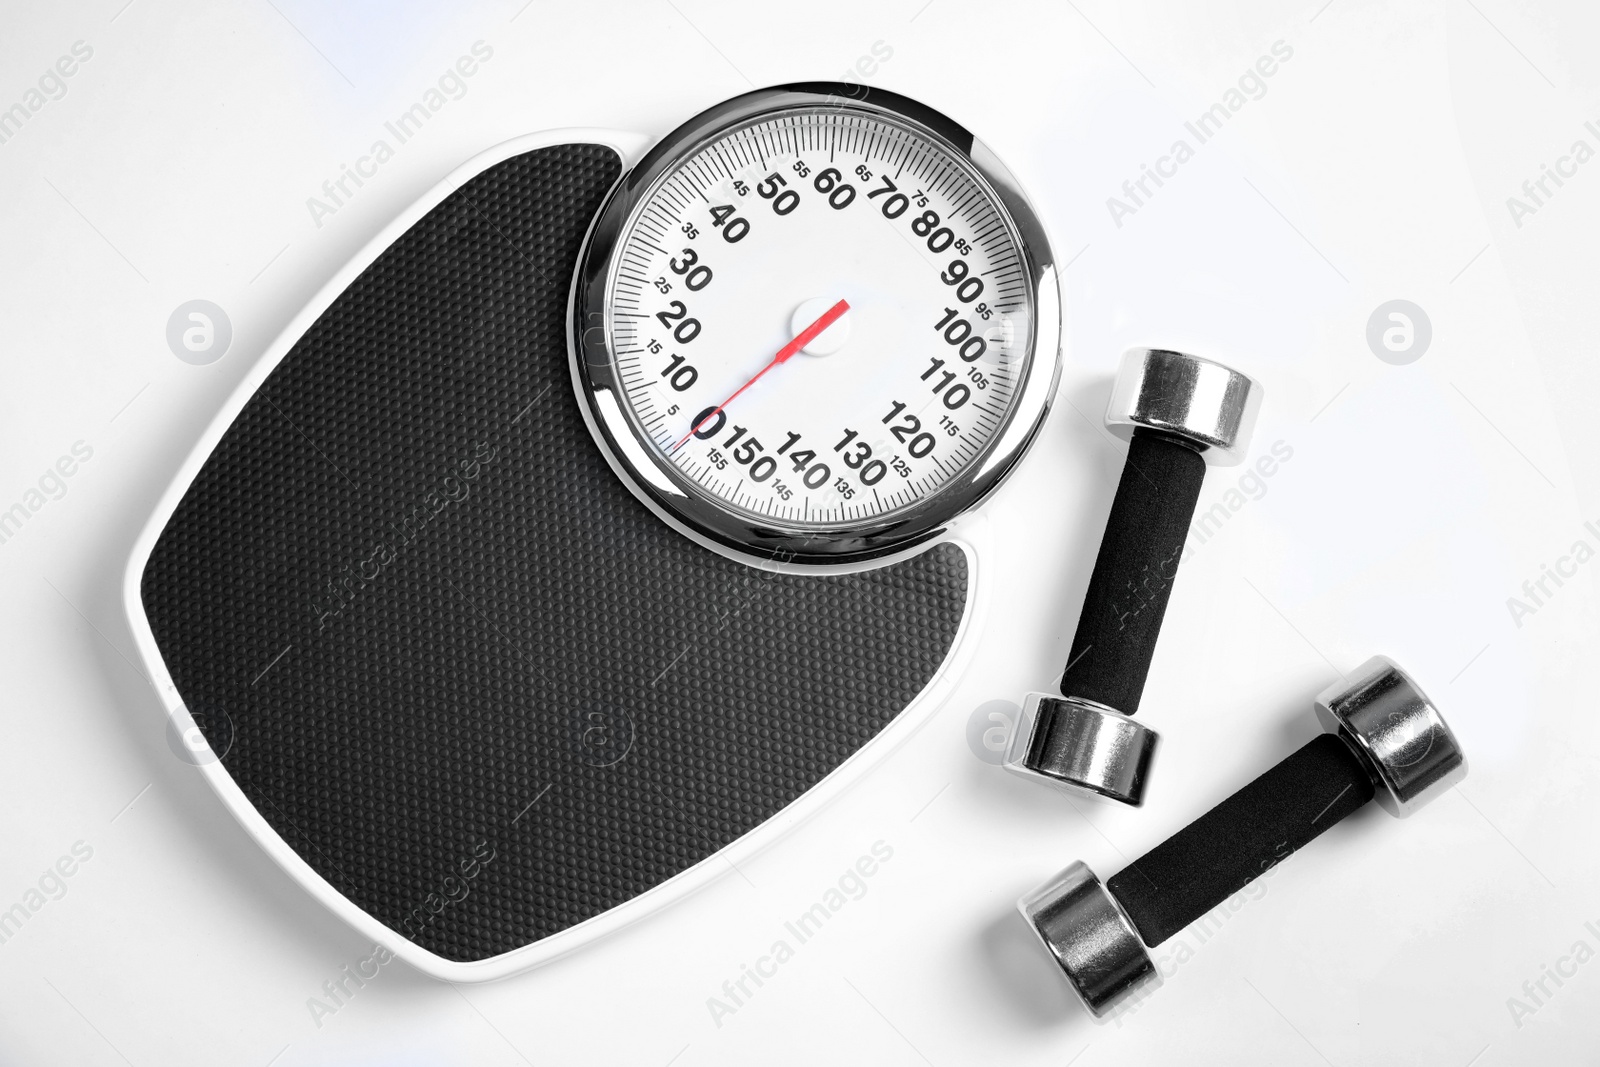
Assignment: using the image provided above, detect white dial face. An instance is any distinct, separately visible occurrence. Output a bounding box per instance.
[604,106,1034,527]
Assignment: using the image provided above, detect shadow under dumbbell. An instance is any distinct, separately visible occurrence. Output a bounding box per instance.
[975,902,1088,1031]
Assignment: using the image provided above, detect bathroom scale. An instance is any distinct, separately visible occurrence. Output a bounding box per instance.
[124,83,1062,980]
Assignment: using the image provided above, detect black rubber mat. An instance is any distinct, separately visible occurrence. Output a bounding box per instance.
[140,144,969,962]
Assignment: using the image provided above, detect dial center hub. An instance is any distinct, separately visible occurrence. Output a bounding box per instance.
[792,297,852,356]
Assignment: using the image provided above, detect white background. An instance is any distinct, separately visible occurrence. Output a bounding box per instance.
[2,0,1598,1063]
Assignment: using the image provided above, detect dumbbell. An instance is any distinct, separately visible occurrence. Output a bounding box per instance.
[1017,656,1467,1019]
[1004,348,1261,806]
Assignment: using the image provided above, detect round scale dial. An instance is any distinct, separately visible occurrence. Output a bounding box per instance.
[573,85,1058,565]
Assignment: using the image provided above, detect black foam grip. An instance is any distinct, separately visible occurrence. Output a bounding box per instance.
[1059,429,1206,714]
[1106,734,1375,947]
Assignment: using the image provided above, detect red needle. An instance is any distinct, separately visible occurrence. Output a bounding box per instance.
[672,298,851,450]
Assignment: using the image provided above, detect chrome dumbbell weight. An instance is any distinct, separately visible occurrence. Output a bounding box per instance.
[1004,348,1262,805]
[1018,657,1467,1019]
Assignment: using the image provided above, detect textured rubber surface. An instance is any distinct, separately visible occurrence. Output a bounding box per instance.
[140,144,968,963]
[1059,429,1205,716]
[1106,734,1375,947]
